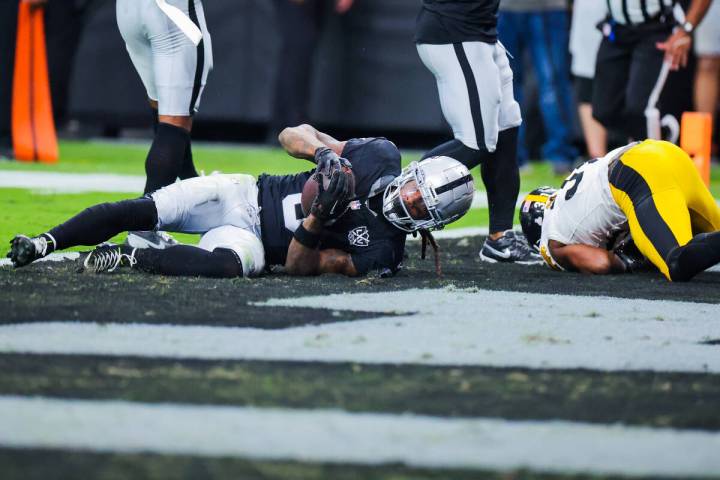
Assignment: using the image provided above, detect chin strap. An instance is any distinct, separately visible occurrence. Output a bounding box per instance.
[419,229,441,277]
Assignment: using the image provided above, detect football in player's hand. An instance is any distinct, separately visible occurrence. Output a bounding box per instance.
[301,166,355,216]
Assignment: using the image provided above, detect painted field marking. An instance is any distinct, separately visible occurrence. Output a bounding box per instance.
[0,171,499,207]
[0,171,145,193]
[1,289,719,372]
[1,395,719,477]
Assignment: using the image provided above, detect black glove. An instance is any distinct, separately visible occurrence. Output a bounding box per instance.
[314,147,351,175]
[310,169,351,223]
[614,238,645,273]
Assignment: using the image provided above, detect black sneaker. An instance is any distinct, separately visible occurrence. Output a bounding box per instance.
[6,235,49,268]
[81,244,137,274]
[479,230,543,265]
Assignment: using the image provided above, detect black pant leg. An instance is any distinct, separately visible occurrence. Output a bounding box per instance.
[269,0,324,135]
[624,31,666,140]
[592,37,633,136]
[0,0,19,151]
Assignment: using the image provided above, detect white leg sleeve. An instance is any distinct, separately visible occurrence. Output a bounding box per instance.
[199,226,266,277]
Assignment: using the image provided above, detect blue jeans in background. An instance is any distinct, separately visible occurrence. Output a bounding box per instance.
[498,10,578,170]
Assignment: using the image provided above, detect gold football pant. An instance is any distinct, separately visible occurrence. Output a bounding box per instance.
[609,140,720,280]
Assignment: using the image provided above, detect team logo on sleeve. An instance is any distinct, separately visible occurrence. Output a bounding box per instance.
[348,226,370,247]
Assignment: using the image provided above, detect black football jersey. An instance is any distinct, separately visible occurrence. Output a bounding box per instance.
[415,0,500,44]
[257,138,406,275]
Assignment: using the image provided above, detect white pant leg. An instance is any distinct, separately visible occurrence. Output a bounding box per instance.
[493,42,522,134]
[117,0,158,102]
[151,174,261,235]
[417,43,479,150]
[417,42,522,152]
[198,226,266,277]
[116,0,213,116]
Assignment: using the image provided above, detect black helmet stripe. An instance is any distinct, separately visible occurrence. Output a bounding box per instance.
[435,174,473,195]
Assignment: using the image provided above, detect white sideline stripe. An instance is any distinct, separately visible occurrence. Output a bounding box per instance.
[2,289,719,372]
[1,396,719,477]
[0,171,145,193]
[0,170,499,207]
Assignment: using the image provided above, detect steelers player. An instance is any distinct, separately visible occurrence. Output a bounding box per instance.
[116,0,213,249]
[415,0,540,265]
[520,140,720,282]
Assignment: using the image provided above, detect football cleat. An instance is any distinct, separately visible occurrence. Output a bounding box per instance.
[6,235,49,268]
[126,230,178,250]
[479,230,543,265]
[82,244,137,274]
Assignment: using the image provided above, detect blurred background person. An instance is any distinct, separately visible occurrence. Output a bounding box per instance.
[592,0,712,142]
[693,0,720,158]
[0,0,99,160]
[497,0,578,175]
[569,0,608,159]
[268,0,354,143]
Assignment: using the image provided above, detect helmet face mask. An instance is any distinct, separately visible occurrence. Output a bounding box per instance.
[519,186,558,251]
[383,157,474,233]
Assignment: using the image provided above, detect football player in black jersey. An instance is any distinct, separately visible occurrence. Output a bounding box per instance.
[415,0,541,265]
[7,124,474,278]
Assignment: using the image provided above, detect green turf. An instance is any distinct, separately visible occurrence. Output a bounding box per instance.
[1,140,717,253]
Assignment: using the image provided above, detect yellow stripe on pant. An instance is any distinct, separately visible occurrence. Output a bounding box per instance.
[608,140,720,280]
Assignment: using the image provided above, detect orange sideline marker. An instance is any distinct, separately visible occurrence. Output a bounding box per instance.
[680,112,712,187]
[11,2,58,163]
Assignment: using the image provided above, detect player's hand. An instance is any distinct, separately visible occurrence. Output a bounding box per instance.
[656,29,692,70]
[614,238,645,273]
[310,169,351,224]
[314,147,351,175]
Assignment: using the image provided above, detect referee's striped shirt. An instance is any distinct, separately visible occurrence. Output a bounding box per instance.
[607,0,677,25]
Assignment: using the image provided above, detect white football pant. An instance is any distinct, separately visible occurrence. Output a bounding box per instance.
[417,41,522,152]
[116,0,213,116]
[151,174,265,277]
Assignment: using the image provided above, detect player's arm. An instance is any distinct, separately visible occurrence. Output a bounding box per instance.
[548,240,628,274]
[285,215,359,276]
[278,124,346,160]
[656,0,712,69]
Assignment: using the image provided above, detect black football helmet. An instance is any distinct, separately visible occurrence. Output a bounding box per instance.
[519,186,557,251]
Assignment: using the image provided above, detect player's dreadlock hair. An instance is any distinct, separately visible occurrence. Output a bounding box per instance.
[418,229,441,277]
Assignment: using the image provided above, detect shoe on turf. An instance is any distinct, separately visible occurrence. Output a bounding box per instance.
[479,230,543,265]
[6,235,49,268]
[126,230,178,250]
[82,244,137,274]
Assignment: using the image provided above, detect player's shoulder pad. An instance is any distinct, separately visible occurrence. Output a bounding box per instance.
[343,137,401,167]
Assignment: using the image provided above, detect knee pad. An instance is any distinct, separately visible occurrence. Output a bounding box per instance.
[199,226,266,277]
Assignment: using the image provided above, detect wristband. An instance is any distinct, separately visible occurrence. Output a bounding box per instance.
[293,224,322,249]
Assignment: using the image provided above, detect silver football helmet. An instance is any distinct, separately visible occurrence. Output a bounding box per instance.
[382,156,474,232]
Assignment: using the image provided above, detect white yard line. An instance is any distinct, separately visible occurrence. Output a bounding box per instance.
[1,289,718,372]
[0,170,500,207]
[0,395,718,477]
[0,171,145,193]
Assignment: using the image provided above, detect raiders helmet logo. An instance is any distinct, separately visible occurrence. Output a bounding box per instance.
[348,226,370,247]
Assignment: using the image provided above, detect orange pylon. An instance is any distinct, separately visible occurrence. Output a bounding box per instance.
[680,112,712,187]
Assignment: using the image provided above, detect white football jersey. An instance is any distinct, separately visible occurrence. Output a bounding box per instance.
[539,147,629,270]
